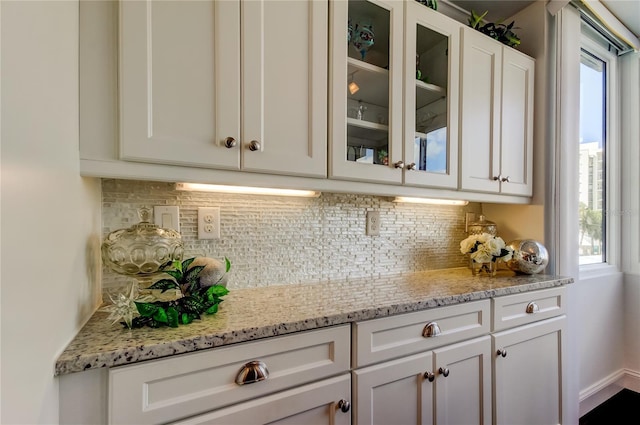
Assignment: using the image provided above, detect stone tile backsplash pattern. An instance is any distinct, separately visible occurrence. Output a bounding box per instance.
[102,179,482,291]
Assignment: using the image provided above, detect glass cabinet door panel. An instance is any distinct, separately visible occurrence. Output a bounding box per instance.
[403,1,459,188]
[330,0,403,183]
[347,1,390,166]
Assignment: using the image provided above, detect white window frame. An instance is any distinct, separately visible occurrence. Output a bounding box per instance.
[578,33,621,278]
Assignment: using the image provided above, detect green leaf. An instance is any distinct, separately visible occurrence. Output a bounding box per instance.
[135,302,159,317]
[180,296,205,314]
[167,307,179,328]
[205,304,219,315]
[153,307,169,323]
[207,285,229,297]
[164,269,183,282]
[172,260,183,273]
[181,257,196,272]
[148,279,179,293]
[184,265,205,284]
[181,312,195,325]
[224,257,231,273]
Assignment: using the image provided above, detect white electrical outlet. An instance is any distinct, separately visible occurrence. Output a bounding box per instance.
[154,206,180,232]
[198,207,220,240]
[366,211,380,236]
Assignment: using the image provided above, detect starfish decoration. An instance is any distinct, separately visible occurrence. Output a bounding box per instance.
[101,282,140,329]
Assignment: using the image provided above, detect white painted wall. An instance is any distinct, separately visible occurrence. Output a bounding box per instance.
[0,1,102,423]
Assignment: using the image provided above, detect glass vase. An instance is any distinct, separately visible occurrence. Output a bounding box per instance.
[470,259,498,276]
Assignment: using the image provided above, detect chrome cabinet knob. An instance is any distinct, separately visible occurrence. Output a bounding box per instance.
[406,163,417,171]
[422,322,441,338]
[526,302,539,314]
[235,360,269,385]
[501,176,510,182]
[439,367,450,377]
[493,174,502,181]
[394,160,405,169]
[337,399,351,413]
[248,140,261,151]
[497,349,508,358]
[224,137,237,148]
[424,371,435,382]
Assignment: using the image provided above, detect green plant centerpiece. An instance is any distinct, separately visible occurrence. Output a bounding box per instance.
[116,257,230,329]
[468,10,521,48]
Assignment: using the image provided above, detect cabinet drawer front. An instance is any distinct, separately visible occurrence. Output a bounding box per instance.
[492,287,566,331]
[172,374,351,425]
[353,300,490,367]
[109,325,350,425]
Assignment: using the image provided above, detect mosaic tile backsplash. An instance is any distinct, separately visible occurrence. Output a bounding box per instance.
[101,179,482,292]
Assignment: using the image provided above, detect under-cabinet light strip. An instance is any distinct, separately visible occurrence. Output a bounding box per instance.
[175,183,321,198]
[393,196,468,206]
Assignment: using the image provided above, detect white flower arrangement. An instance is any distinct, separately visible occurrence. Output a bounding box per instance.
[460,233,514,263]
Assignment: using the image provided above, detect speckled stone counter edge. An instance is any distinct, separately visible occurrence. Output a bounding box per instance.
[55,268,573,376]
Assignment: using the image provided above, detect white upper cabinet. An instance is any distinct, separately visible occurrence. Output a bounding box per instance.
[119,0,328,178]
[403,1,460,189]
[459,27,534,196]
[329,0,460,189]
[329,0,404,184]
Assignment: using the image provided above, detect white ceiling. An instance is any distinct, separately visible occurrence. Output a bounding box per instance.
[450,0,640,39]
[601,0,640,38]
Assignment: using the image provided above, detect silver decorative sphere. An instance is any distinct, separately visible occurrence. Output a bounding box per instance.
[505,239,549,274]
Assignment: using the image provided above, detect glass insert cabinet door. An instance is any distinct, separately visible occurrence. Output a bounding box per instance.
[403,0,459,189]
[330,0,404,184]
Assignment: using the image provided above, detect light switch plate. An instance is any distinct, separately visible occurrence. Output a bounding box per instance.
[154,206,180,232]
[465,212,476,233]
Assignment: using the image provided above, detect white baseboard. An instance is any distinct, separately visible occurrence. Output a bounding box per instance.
[579,369,640,417]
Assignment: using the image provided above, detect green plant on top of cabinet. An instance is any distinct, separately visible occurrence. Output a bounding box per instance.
[459,27,534,196]
[330,0,460,189]
[119,0,328,178]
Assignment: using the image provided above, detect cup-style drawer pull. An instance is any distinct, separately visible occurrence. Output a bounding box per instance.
[235,360,269,385]
[422,322,442,338]
[526,302,540,314]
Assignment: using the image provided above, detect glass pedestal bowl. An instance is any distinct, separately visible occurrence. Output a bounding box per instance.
[101,207,184,300]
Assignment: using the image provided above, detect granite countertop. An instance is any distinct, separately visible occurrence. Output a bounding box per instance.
[55,267,573,376]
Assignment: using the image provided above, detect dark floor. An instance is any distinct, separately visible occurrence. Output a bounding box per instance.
[579,389,640,425]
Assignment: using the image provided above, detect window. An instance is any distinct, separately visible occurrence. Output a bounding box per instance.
[578,29,619,266]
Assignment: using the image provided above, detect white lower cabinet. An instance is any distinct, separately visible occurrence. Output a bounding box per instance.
[108,325,351,424]
[71,288,566,425]
[172,374,352,425]
[353,336,492,425]
[492,316,565,425]
[492,287,566,425]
